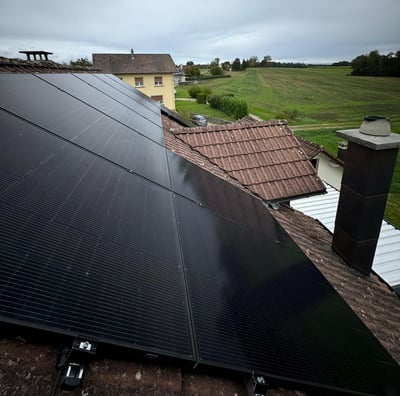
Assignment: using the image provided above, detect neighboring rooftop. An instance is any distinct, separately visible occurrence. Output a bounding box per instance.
[171,120,326,202]
[297,136,323,159]
[291,183,400,293]
[163,112,400,366]
[92,51,177,74]
[0,53,100,74]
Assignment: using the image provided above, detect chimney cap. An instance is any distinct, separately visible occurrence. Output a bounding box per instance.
[335,116,400,150]
[360,115,390,137]
[336,128,400,151]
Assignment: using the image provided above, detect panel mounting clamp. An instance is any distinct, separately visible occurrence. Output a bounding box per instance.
[55,336,97,392]
[245,373,269,396]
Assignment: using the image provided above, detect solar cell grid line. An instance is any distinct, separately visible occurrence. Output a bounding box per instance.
[2,73,400,394]
[75,73,162,125]
[167,151,400,395]
[0,109,196,362]
[36,73,163,145]
[0,103,170,190]
[0,74,170,185]
[98,74,163,114]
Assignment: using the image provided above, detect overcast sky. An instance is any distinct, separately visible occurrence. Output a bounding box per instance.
[1,0,399,65]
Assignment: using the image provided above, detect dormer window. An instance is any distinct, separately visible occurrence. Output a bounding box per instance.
[154,76,163,86]
[135,77,144,87]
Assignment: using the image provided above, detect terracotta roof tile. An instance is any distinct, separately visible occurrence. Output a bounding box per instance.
[298,136,323,159]
[172,120,325,202]
[92,53,176,74]
[271,206,400,365]
[162,117,400,367]
[0,58,100,73]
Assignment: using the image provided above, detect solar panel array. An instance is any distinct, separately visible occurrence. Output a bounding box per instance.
[0,73,399,394]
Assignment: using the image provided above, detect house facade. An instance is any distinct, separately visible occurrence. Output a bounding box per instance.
[92,50,176,110]
[298,137,344,190]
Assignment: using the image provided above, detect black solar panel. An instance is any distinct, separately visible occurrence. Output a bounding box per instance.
[169,155,400,394]
[0,109,192,359]
[0,73,399,395]
[0,73,169,188]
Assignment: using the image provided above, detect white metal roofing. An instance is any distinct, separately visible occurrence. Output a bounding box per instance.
[291,184,400,289]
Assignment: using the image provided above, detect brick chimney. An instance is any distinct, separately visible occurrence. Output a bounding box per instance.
[332,116,400,275]
[337,141,348,162]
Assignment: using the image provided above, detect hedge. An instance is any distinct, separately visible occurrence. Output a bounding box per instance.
[209,95,249,119]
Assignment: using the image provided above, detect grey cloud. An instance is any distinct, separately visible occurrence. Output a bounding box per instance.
[0,0,399,64]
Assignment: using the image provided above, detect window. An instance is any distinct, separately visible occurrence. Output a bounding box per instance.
[154,76,163,86]
[135,77,144,87]
[151,95,163,104]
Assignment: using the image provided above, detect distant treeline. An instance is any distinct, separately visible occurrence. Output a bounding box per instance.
[183,50,400,77]
[350,50,400,77]
[231,57,308,70]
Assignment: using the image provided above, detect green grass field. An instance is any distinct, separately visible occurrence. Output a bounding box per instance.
[175,67,400,227]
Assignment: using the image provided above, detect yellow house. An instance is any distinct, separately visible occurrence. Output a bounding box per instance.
[92,50,177,110]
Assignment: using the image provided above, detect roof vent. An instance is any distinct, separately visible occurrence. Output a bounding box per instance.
[360,116,390,137]
[131,48,135,59]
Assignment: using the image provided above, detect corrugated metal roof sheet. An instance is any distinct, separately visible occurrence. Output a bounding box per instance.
[291,183,400,289]
[173,121,325,202]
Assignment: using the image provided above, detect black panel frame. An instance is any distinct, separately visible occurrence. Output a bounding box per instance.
[1,73,400,395]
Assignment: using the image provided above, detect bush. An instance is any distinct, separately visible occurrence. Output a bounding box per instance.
[209,95,248,119]
[209,95,224,110]
[188,85,201,99]
[197,93,207,104]
[275,108,299,120]
[201,87,212,96]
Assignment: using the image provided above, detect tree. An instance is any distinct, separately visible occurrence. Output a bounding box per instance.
[209,63,223,76]
[70,57,93,67]
[209,59,223,76]
[221,61,231,71]
[351,50,400,77]
[184,65,200,77]
[232,58,242,71]
[260,55,272,67]
[248,56,259,67]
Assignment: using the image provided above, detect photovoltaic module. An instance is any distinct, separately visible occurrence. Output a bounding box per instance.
[0,73,399,394]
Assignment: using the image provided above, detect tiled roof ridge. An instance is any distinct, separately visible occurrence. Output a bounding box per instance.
[0,58,100,73]
[175,119,290,135]
[93,52,172,56]
[271,205,400,365]
[162,114,400,368]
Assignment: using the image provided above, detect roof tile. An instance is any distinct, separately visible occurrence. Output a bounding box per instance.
[165,113,400,369]
[92,53,176,74]
[173,120,325,201]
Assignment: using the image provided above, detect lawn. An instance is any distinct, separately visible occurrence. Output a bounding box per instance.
[175,67,400,227]
[176,67,400,129]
